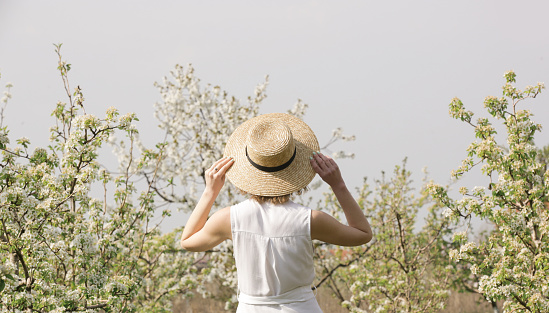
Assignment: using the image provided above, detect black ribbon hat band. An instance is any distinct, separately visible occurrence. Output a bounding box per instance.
[245,146,297,173]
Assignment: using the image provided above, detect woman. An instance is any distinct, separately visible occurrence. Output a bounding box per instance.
[181,113,372,312]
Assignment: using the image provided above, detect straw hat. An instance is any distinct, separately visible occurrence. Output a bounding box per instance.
[223,113,320,196]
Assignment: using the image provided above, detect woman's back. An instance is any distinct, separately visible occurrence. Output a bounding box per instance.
[231,199,322,312]
[180,113,371,312]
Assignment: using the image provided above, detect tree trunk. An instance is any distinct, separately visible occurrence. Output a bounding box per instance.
[492,300,500,313]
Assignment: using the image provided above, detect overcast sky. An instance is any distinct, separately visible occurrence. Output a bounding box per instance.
[1,0,549,231]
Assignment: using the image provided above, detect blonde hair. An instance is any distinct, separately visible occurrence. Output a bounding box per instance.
[238,187,309,205]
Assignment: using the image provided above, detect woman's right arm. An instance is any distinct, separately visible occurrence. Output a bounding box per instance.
[310,152,373,246]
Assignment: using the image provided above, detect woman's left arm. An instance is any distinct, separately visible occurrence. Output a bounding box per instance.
[180,157,234,252]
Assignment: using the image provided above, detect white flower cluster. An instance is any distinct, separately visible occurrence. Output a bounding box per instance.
[112,64,267,214]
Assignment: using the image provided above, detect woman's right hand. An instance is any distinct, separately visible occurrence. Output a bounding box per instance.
[310,152,373,246]
[310,152,345,190]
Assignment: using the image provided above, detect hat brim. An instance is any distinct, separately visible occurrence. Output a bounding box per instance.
[223,113,320,197]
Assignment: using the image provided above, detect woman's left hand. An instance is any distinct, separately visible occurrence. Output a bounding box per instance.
[205,157,234,195]
[310,152,345,190]
[181,157,234,251]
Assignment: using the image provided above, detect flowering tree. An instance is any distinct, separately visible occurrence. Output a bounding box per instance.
[110,63,356,310]
[428,72,548,312]
[0,45,199,312]
[314,162,454,313]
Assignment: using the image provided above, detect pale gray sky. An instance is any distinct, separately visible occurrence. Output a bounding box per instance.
[1,0,549,231]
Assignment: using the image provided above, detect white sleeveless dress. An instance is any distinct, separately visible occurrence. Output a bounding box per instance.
[230,199,323,313]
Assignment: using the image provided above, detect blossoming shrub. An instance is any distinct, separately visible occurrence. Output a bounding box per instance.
[428,72,548,312]
[314,161,454,313]
[0,45,198,312]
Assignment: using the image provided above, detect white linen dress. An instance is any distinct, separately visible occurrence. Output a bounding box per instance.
[230,199,323,313]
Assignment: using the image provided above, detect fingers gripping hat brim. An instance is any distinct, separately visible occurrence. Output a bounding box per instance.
[223,113,320,197]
